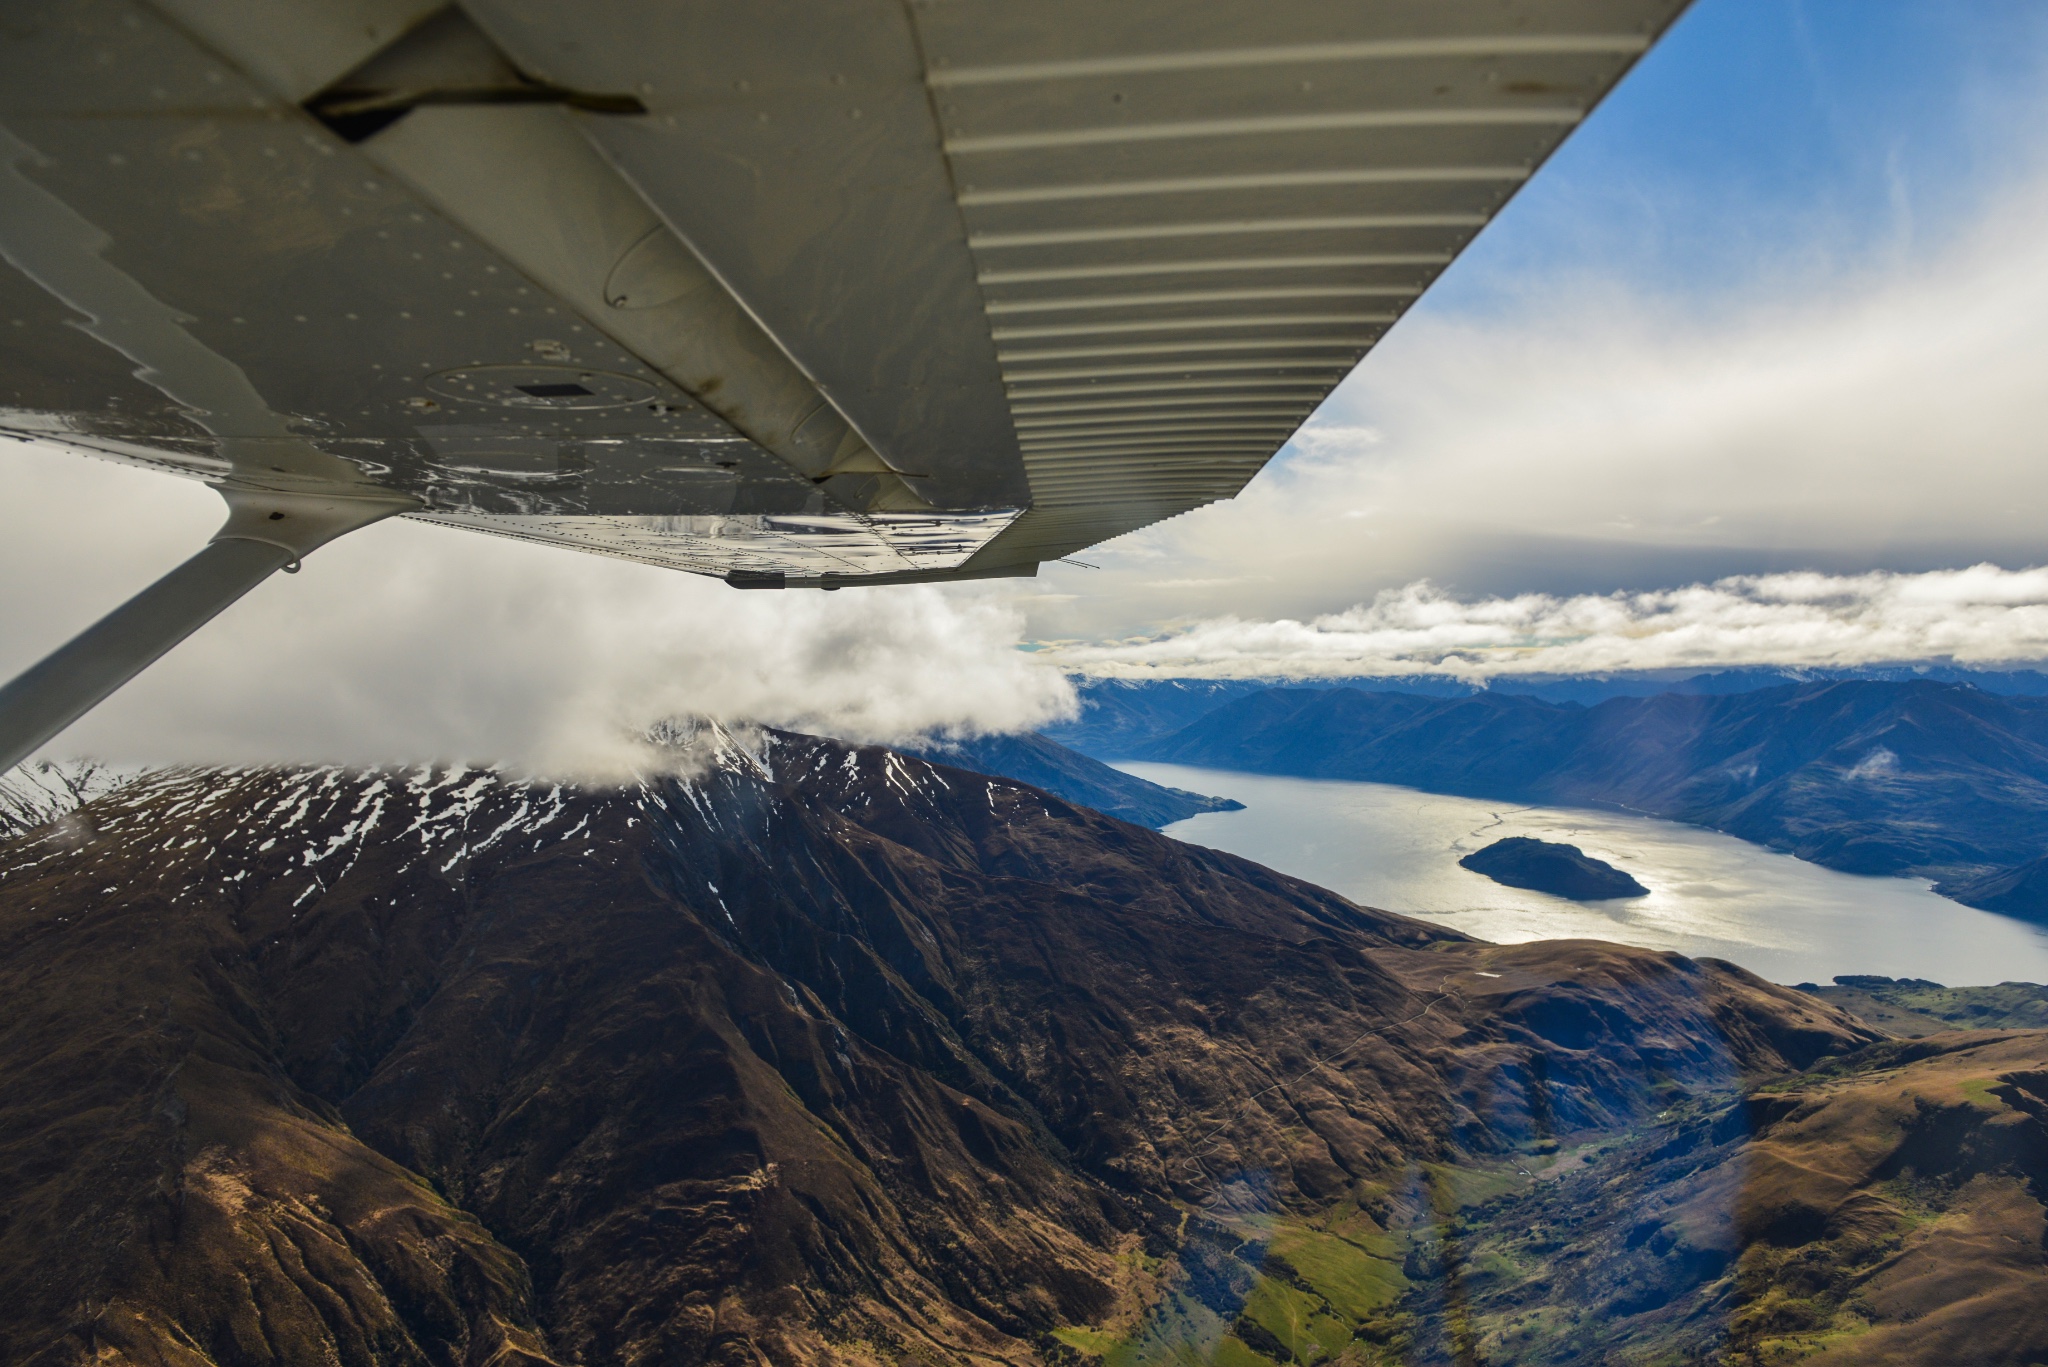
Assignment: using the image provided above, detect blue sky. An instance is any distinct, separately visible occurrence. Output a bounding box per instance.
[1432,0,2048,314]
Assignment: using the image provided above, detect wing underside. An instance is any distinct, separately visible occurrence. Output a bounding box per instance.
[0,0,1688,586]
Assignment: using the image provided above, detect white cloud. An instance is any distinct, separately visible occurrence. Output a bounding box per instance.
[1050,566,2048,680]
[0,446,1072,776]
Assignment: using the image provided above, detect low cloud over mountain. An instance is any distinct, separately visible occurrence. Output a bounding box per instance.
[1050,567,2048,682]
[0,449,1073,776]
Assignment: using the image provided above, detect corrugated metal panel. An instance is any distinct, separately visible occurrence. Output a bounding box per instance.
[912,0,1690,570]
[0,0,1690,588]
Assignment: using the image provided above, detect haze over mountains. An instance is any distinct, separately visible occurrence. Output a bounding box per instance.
[11,732,2048,1366]
[1048,674,2048,924]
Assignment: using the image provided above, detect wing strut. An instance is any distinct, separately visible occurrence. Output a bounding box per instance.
[0,487,412,772]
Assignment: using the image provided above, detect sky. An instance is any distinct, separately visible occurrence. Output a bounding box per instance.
[6,0,2048,768]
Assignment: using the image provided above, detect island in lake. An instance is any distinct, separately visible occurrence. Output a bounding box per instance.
[1105,676,2048,923]
[1460,835,1650,900]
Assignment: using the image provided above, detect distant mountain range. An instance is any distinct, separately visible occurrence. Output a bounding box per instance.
[1068,678,2048,922]
[1045,666,2048,757]
[1039,677,1280,757]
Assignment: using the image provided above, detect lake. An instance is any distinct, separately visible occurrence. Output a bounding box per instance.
[1119,762,2048,987]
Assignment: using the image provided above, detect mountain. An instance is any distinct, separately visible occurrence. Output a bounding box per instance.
[1388,1029,2048,1363]
[1935,854,2048,922]
[1796,975,2048,1037]
[898,731,1241,828]
[1044,669,2048,760]
[0,730,1920,1367]
[0,758,135,837]
[1137,680,2048,911]
[1487,664,2048,706]
[1041,678,1284,758]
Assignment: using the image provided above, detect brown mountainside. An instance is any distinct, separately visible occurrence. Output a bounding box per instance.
[4,731,2037,1367]
[1408,1031,2048,1363]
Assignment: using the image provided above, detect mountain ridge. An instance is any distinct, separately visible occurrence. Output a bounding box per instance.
[0,731,1886,1366]
[898,731,1240,828]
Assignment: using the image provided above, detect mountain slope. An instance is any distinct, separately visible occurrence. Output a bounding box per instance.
[1936,854,2048,921]
[1391,1030,2048,1364]
[898,731,1240,828]
[1040,679,1282,758]
[1140,680,2048,899]
[0,735,1886,1366]
[1794,976,2048,1037]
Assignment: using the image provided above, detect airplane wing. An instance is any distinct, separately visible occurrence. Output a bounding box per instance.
[2,0,1686,588]
[0,0,1688,768]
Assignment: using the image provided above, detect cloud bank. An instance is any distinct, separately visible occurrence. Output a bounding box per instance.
[1050,565,2048,680]
[0,447,1071,777]
[1010,170,2048,642]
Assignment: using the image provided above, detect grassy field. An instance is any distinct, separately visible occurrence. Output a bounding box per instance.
[1044,1167,1530,1367]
